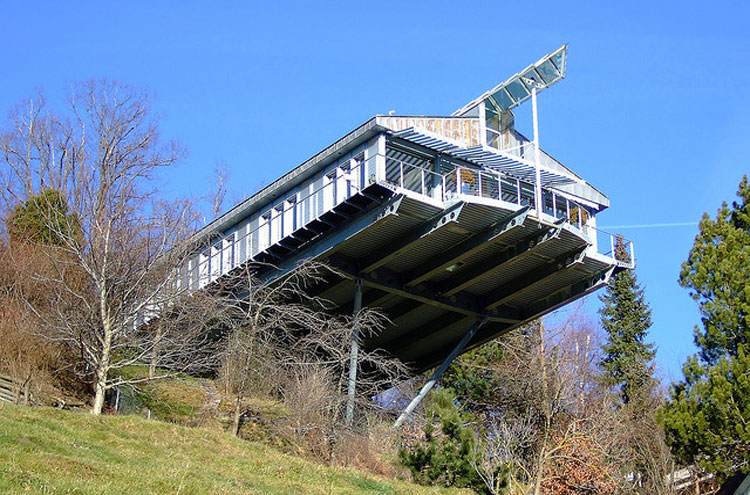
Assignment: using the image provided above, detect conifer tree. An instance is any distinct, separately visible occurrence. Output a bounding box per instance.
[660,175,750,479]
[598,237,655,405]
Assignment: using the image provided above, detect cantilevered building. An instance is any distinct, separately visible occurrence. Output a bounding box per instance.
[181,46,632,413]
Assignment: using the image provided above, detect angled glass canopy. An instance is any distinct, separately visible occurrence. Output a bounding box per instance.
[454,45,567,116]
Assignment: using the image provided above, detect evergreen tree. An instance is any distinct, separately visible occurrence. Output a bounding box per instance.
[598,237,656,404]
[679,175,750,366]
[7,189,81,247]
[660,175,750,479]
[399,387,486,492]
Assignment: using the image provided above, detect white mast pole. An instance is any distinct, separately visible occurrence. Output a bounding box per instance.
[532,86,542,216]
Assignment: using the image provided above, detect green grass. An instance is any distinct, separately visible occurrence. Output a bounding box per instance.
[116,367,207,423]
[0,403,474,495]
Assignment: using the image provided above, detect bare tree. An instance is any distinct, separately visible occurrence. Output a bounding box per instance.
[210,161,229,221]
[0,80,219,414]
[216,260,410,448]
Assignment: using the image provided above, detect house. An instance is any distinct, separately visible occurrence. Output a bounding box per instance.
[181,46,631,417]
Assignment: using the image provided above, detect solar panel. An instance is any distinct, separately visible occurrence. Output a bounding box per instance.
[453,45,568,116]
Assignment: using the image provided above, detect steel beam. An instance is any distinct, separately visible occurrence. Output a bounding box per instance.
[439,216,567,297]
[384,298,425,321]
[407,319,514,372]
[393,316,488,429]
[256,194,403,287]
[329,256,520,323]
[376,312,470,352]
[483,247,587,310]
[337,287,393,314]
[405,206,530,287]
[359,201,466,274]
[521,266,616,320]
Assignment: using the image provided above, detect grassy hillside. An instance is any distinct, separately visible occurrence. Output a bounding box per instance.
[0,403,472,495]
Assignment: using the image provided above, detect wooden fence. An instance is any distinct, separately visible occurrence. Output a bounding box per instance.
[0,374,17,403]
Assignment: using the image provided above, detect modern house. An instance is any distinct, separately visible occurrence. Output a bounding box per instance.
[180,46,632,418]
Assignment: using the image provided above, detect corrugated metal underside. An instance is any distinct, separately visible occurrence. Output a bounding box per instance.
[251,183,616,374]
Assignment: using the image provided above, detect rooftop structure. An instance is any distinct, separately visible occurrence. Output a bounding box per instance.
[180,46,632,422]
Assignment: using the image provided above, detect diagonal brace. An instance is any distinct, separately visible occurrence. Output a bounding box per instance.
[393,316,489,428]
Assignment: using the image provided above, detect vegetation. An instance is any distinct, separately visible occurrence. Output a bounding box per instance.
[598,237,656,405]
[660,175,750,479]
[7,189,81,246]
[0,403,471,495]
[399,388,484,492]
[0,81,221,415]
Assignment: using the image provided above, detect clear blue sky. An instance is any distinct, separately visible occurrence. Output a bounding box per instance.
[3,1,749,381]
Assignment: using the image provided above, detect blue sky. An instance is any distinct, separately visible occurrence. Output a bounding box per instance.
[2,1,749,381]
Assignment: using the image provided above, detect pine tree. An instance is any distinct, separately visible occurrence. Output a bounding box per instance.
[660,175,750,479]
[399,387,485,492]
[679,175,750,366]
[7,189,81,247]
[598,237,656,405]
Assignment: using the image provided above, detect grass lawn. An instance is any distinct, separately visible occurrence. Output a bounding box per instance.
[0,403,473,495]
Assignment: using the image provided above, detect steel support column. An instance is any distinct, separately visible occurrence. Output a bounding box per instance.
[393,315,488,428]
[532,86,542,215]
[345,278,364,425]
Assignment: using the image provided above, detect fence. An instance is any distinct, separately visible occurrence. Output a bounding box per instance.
[0,374,17,403]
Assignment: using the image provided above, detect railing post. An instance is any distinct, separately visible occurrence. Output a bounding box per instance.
[516,179,521,205]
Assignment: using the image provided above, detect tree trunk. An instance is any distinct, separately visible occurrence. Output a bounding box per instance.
[534,322,549,495]
[149,323,163,379]
[92,370,107,415]
[92,283,113,415]
[232,394,242,436]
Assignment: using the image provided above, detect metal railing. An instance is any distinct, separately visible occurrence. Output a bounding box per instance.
[185,157,634,291]
[187,159,367,290]
[588,227,636,268]
[384,158,445,199]
[385,161,634,268]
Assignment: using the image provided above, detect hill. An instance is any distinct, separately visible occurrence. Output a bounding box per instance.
[0,403,472,495]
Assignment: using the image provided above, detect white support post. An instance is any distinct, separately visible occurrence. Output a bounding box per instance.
[393,316,488,429]
[532,87,542,216]
[345,278,364,426]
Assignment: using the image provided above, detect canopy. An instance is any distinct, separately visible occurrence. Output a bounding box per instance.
[454,45,567,116]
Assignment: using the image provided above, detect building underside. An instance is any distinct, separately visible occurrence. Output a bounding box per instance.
[247,181,620,374]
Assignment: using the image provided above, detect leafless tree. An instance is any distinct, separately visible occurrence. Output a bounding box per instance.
[0,80,221,414]
[473,414,536,495]
[216,260,410,446]
[210,161,229,221]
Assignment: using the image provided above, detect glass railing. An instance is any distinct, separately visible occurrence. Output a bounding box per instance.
[384,157,445,199]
